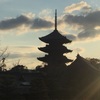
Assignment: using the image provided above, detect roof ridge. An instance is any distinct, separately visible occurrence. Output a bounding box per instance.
[78,55,100,71]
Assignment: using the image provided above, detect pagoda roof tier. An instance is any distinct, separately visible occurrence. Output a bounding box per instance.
[38,45,72,53]
[39,30,72,44]
[37,55,73,63]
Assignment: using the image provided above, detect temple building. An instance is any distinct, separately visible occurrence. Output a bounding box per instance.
[37,10,72,71]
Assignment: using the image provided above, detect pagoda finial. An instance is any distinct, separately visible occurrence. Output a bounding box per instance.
[55,9,57,30]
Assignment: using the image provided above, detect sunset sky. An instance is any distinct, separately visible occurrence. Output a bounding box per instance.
[0,0,100,69]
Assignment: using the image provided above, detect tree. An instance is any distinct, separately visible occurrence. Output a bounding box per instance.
[86,58,100,69]
[10,64,28,73]
[0,47,9,71]
[0,75,18,100]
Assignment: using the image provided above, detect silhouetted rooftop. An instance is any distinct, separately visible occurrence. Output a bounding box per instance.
[37,55,73,63]
[39,29,72,44]
[38,44,72,54]
[69,54,100,73]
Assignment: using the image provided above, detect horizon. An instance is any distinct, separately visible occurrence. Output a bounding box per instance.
[0,0,100,69]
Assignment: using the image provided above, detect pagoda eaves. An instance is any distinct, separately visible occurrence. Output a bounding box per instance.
[37,9,73,68]
[37,55,73,63]
[39,30,72,44]
[38,45,72,54]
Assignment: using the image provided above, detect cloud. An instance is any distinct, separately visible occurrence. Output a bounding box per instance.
[73,48,85,53]
[5,45,43,68]
[67,34,77,41]
[9,52,43,59]
[31,18,53,29]
[6,52,42,69]
[38,9,52,19]
[0,15,30,30]
[64,10,100,29]
[11,45,33,48]
[78,29,100,40]
[9,53,22,59]
[0,1,100,42]
[63,10,100,41]
[0,13,54,33]
[8,45,43,59]
[64,1,91,13]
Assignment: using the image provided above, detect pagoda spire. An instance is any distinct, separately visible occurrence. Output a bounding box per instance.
[55,9,57,30]
[38,10,73,69]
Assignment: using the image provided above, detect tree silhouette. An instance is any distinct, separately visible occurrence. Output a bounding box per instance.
[10,64,28,73]
[0,47,9,71]
[0,75,18,100]
[86,58,100,69]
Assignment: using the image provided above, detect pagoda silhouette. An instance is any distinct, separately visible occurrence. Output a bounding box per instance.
[37,10,73,74]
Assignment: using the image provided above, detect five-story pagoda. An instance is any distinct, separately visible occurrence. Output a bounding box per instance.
[37,10,72,71]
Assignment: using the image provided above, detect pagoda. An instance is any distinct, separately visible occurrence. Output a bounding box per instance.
[37,10,72,70]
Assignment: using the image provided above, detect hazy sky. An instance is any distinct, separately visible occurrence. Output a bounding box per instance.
[0,0,100,69]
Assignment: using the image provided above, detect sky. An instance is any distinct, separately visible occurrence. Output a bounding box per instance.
[0,0,100,69]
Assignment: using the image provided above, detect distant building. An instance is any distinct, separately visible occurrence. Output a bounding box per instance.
[37,10,100,100]
[37,10,73,100]
[64,54,100,100]
[37,10,72,73]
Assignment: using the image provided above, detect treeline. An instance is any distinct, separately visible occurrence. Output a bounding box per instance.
[0,62,50,100]
[0,48,100,100]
